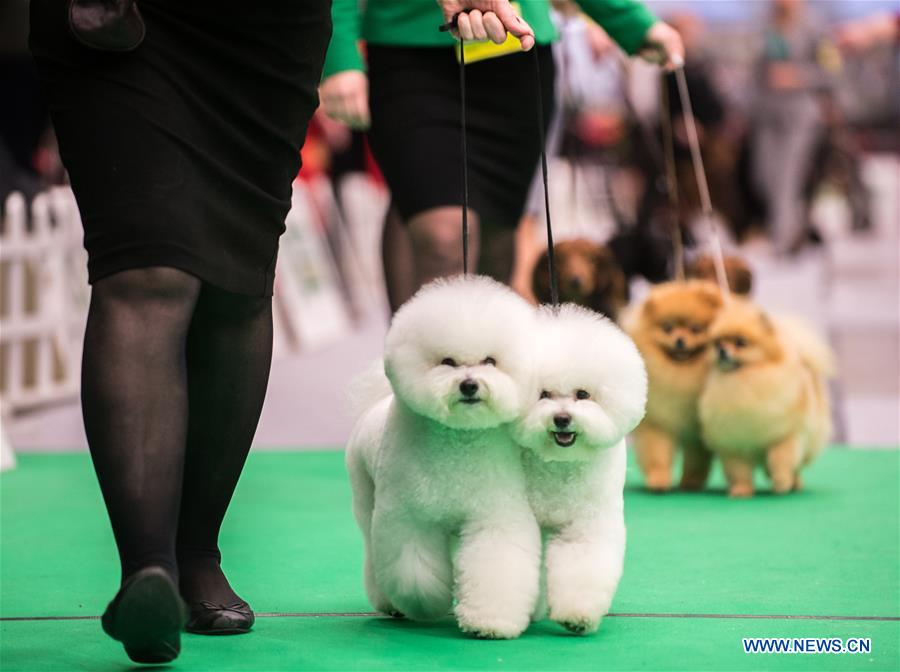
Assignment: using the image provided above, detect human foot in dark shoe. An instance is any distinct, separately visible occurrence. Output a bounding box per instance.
[101,566,188,664]
[178,554,254,635]
[186,599,255,635]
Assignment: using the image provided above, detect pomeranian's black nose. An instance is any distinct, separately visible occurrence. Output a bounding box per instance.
[553,413,571,429]
[717,345,729,361]
[459,379,479,397]
[675,337,686,350]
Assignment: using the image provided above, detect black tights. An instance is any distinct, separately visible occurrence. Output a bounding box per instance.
[81,267,272,607]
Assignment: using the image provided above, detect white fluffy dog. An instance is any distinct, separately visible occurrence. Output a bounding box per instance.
[346,275,541,639]
[513,304,647,634]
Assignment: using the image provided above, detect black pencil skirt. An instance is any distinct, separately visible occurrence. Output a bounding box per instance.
[367,44,555,228]
[29,0,332,296]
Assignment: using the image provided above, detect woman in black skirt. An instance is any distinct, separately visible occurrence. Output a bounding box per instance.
[29,0,531,663]
[320,1,682,309]
[28,0,334,663]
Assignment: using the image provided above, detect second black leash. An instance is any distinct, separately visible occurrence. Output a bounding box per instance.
[531,47,558,306]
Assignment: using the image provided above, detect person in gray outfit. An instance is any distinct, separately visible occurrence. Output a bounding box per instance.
[752,0,831,255]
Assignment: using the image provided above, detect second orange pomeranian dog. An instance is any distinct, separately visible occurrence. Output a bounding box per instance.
[699,299,834,497]
[625,280,723,491]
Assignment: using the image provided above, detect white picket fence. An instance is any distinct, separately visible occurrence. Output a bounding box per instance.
[0,188,88,412]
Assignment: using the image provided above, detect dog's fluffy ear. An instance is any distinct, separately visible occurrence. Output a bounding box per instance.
[347,358,393,421]
[696,282,724,309]
[591,243,615,265]
[590,246,629,320]
[726,259,754,295]
[641,293,657,319]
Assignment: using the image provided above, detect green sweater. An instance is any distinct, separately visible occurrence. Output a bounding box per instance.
[322,0,658,79]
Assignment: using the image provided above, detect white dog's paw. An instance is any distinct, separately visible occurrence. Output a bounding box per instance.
[549,599,603,635]
[548,582,612,635]
[555,613,601,635]
[455,605,528,640]
[371,595,402,618]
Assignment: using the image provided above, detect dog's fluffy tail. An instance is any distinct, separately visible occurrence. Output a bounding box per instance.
[346,358,393,421]
[775,316,836,378]
[774,315,835,464]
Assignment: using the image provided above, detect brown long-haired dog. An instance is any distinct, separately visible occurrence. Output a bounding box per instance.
[624,280,723,491]
[699,299,834,497]
[532,240,629,321]
[685,254,754,296]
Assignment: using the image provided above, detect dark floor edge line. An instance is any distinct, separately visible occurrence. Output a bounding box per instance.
[605,613,900,621]
[4,612,898,623]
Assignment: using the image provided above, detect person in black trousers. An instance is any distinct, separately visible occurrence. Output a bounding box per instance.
[28,0,534,664]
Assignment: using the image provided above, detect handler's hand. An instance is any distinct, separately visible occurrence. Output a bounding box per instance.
[639,21,685,71]
[585,21,616,61]
[437,0,535,51]
[319,70,370,131]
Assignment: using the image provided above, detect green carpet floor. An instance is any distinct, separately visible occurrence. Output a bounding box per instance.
[1,449,898,671]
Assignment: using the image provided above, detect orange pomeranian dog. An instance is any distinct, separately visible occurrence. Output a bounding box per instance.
[699,299,834,497]
[624,280,723,491]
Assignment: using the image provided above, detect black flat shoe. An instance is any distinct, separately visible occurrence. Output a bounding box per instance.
[186,600,255,635]
[68,0,146,52]
[101,566,188,664]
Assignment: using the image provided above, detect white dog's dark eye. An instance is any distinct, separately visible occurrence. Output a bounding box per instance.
[539,390,551,400]
[482,357,497,366]
[575,389,591,400]
[440,358,457,367]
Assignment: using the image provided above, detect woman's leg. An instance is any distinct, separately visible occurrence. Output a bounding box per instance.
[381,204,417,313]
[82,267,201,582]
[407,206,480,287]
[477,217,516,285]
[175,283,273,616]
[401,205,514,293]
[770,113,821,254]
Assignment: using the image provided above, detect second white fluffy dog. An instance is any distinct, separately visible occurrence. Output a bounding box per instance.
[514,304,647,634]
[346,276,541,639]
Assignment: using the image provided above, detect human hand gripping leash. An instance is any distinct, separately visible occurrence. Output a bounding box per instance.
[440,15,558,304]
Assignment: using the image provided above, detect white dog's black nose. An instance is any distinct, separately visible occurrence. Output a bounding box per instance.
[553,413,571,429]
[459,379,479,397]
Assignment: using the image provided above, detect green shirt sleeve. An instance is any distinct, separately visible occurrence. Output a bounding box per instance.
[576,0,658,55]
[321,0,365,80]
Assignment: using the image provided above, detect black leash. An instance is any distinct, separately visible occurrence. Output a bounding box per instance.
[459,37,470,274]
[531,47,558,306]
[441,17,558,304]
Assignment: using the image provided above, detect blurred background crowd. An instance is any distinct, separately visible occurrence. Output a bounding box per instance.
[1,0,898,458]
